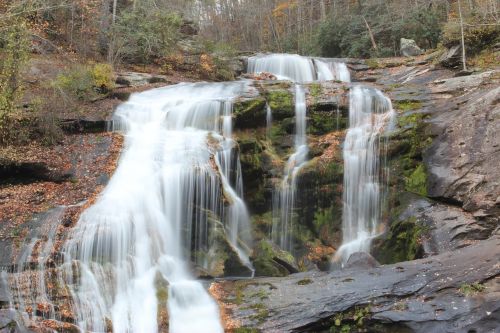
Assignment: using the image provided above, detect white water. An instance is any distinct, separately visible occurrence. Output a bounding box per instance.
[335,85,395,263]
[248,54,350,84]
[271,85,308,251]
[315,60,351,82]
[266,103,272,137]
[8,82,262,333]
[67,82,255,332]
[248,53,350,251]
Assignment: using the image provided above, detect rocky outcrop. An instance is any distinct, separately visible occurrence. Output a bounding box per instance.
[115,72,172,87]
[426,74,500,227]
[214,236,500,333]
[400,38,423,57]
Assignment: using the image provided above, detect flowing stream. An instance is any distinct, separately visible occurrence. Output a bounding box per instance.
[247,53,350,251]
[9,82,258,333]
[335,85,395,263]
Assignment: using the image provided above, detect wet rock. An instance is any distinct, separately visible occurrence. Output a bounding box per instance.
[252,240,298,277]
[0,309,27,333]
[344,252,379,269]
[201,219,253,278]
[220,237,500,332]
[233,97,267,129]
[0,272,10,307]
[400,38,423,57]
[425,83,500,224]
[373,195,491,263]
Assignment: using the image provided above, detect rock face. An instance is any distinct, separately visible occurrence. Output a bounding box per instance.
[400,38,423,57]
[426,73,500,225]
[232,80,349,269]
[214,56,500,332]
[214,236,500,333]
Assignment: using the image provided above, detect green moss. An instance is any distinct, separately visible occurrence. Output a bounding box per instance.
[265,90,294,119]
[253,240,295,277]
[374,217,426,264]
[365,58,382,69]
[233,328,260,333]
[308,111,346,135]
[313,206,336,234]
[156,287,168,303]
[248,289,269,301]
[248,303,270,323]
[309,83,322,99]
[459,282,486,296]
[405,163,427,196]
[233,97,267,128]
[394,100,423,112]
[297,278,313,285]
[329,305,372,333]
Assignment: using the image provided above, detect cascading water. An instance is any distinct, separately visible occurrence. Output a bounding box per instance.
[247,53,351,83]
[8,82,256,333]
[335,85,395,263]
[247,53,350,252]
[315,60,351,82]
[271,85,308,251]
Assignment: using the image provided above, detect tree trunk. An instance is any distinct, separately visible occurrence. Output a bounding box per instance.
[363,16,378,51]
[458,0,468,71]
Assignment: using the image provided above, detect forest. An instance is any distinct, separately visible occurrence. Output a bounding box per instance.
[0,1,499,333]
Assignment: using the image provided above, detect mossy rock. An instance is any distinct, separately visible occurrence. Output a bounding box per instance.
[294,158,344,246]
[193,217,253,277]
[233,97,267,129]
[252,239,298,277]
[308,110,348,135]
[405,163,427,196]
[263,90,294,120]
[372,216,426,264]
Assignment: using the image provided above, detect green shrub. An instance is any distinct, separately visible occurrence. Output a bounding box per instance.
[53,63,114,101]
[316,4,445,58]
[0,17,30,145]
[91,63,115,93]
[110,7,182,64]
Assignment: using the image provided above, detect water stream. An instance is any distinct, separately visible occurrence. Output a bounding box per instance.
[247,53,350,251]
[335,85,395,263]
[8,82,259,333]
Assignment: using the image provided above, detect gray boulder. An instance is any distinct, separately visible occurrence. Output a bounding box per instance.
[400,38,423,57]
[344,252,379,269]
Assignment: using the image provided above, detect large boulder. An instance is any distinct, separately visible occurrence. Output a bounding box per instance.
[439,44,462,68]
[252,240,299,277]
[400,38,423,57]
[344,252,379,269]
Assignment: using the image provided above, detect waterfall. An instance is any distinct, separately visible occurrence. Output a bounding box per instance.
[271,85,308,251]
[9,82,256,333]
[335,85,395,263]
[315,60,351,83]
[247,54,316,83]
[248,53,350,252]
[266,103,272,137]
[248,54,351,84]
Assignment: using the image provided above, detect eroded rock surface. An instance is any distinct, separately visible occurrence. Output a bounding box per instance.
[215,236,500,333]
